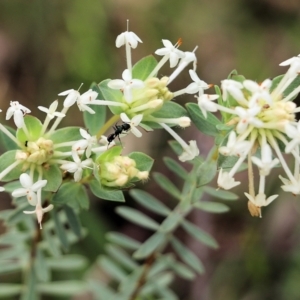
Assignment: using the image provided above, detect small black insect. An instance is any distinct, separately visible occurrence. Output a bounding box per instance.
[107,123,131,146]
[25,141,28,147]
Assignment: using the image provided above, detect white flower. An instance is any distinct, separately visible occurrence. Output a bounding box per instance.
[116,31,142,49]
[217,168,240,190]
[12,173,47,206]
[38,100,65,119]
[219,131,251,157]
[244,79,273,106]
[120,113,143,137]
[0,187,5,192]
[235,106,263,134]
[60,151,93,182]
[279,55,300,74]
[245,193,278,217]
[284,121,300,153]
[197,94,219,118]
[179,140,199,162]
[279,175,300,195]
[251,144,279,176]
[24,203,54,230]
[155,39,185,68]
[59,89,98,113]
[186,70,210,95]
[221,80,246,102]
[72,128,97,158]
[107,69,144,102]
[6,101,31,128]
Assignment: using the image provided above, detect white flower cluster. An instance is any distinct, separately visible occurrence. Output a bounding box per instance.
[197,54,300,217]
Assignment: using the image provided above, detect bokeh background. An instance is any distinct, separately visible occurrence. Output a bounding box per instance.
[1,0,300,299]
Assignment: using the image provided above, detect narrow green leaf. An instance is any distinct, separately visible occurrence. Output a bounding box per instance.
[42,227,61,257]
[46,255,88,270]
[193,201,230,213]
[160,213,182,233]
[163,157,188,179]
[20,267,37,300]
[106,244,138,270]
[168,140,183,156]
[52,210,69,251]
[84,82,106,135]
[196,159,217,186]
[98,256,127,281]
[153,173,181,200]
[7,202,31,225]
[148,256,171,278]
[0,284,22,297]
[133,232,165,259]
[37,281,88,296]
[171,237,205,274]
[186,103,221,137]
[132,55,158,80]
[89,179,125,202]
[170,261,195,280]
[116,206,159,230]
[0,262,22,275]
[63,205,81,238]
[106,232,141,250]
[34,247,50,282]
[181,219,218,249]
[89,280,116,300]
[130,189,171,216]
[157,287,179,300]
[203,186,238,200]
[118,267,144,296]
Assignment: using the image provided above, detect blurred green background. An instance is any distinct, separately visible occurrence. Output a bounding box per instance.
[1,0,300,299]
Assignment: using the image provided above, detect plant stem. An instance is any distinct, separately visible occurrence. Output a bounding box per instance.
[96,114,120,139]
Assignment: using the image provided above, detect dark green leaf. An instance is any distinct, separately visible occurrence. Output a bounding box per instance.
[63,205,81,238]
[52,210,69,251]
[83,82,106,135]
[186,103,221,137]
[89,179,125,202]
[0,125,18,150]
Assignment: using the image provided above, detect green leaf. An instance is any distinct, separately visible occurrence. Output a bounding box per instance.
[181,219,218,249]
[133,232,165,259]
[42,164,62,192]
[20,267,37,300]
[0,150,23,181]
[106,232,141,250]
[217,154,247,172]
[0,284,22,297]
[168,140,184,156]
[193,201,230,213]
[170,261,195,280]
[37,281,88,296]
[196,159,217,186]
[83,82,106,135]
[0,125,18,150]
[132,55,158,80]
[186,103,221,137]
[42,228,61,257]
[171,237,204,274]
[47,255,88,270]
[16,116,42,143]
[0,262,22,275]
[116,206,159,230]
[130,189,171,216]
[106,244,138,270]
[153,173,181,200]
[7,202,31,225]
[89,280,116,300]
[63,205,81,238]
[48,127,82,149]
[89,179,125,202]
[34,248,50,282]
[163,157,188,179]
[157,287,179,300]
[118,267,144,296]
[52,210,69,251]
[128,152,154,172]
[145,102,187,129]
[99,79,124,115]
[160,213,182,232]
[98,256,126,281]
[52,182,89,209]
[203,186,238,200]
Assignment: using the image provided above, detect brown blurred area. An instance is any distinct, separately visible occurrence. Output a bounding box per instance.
[1,0,300,299]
